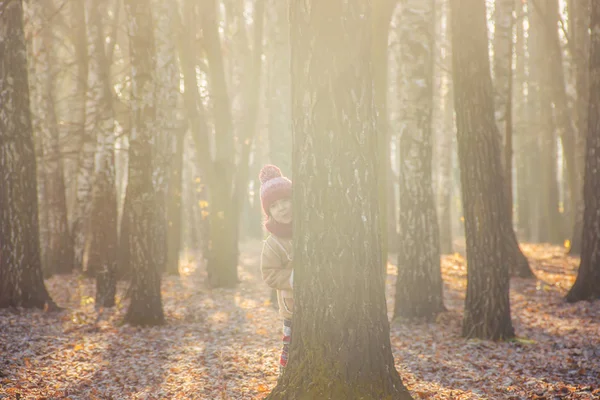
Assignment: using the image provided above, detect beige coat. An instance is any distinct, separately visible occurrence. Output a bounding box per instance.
[260,234,294,320]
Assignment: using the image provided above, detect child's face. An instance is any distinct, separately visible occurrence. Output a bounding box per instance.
[269,198,292,224]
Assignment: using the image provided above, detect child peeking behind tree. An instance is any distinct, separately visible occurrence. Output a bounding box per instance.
[258,164,294,375]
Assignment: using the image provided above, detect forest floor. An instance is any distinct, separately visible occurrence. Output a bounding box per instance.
[1,241,599,400]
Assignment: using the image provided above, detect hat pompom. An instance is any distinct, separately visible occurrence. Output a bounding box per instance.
[259,164,282,184]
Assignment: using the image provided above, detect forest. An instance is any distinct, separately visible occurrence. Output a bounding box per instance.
[0,0,599,399]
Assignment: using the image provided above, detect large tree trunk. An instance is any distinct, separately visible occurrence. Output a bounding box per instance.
[268,2,413,399]
[394,0,445,320]
[568,0,591,255]
[0,0,57,310]
[123,0,165,326]
[85,0,118,308]
[450,0,515,340]
[566,2,600,302]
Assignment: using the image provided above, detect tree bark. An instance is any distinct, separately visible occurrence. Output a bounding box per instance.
[123,0,165,326]
[566,2,600,302]
[394,0,445,320]
[568,0,591,255]
[0,0,57,310]
[450,0,515,340]
[268,1,413,398]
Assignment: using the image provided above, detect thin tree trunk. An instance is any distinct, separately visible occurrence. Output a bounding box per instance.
[33,0,74,276]
[232,0,265,246]
[514,0,529,240]
[437,0,453,254]
[529,0,567,244]
[66,0,89,242]
[165,130,185,275]
[123,0,165,326]
[0,0,57,310]
[73,0,102,272]
[492,0,534,277]
[85,0,118,307]
[450,0,515,340]
[201,0,239,288]
[152,0,181,274]
[394,0,445,320]
[372,0,397,268]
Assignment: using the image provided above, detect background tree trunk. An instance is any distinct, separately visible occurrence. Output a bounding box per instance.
[152,0,181,274]
[450,0,515,340]
[165,130,185,275]
[34,0,74,276]
[123,0,165,326]
[529,0,563,244]
[201,0,239,288]
[436,0,454,255]
[86,0,118,308]
[394,0,445,320]
[268,1,413,398]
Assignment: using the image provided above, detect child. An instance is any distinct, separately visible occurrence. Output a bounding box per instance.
[259,164,294,374]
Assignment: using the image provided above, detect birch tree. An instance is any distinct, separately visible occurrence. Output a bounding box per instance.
[123,0,165,326]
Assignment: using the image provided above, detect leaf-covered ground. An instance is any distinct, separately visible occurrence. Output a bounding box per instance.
[1,242,599,399]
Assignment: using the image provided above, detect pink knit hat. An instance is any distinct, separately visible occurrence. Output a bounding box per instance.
[259,164,292,215]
